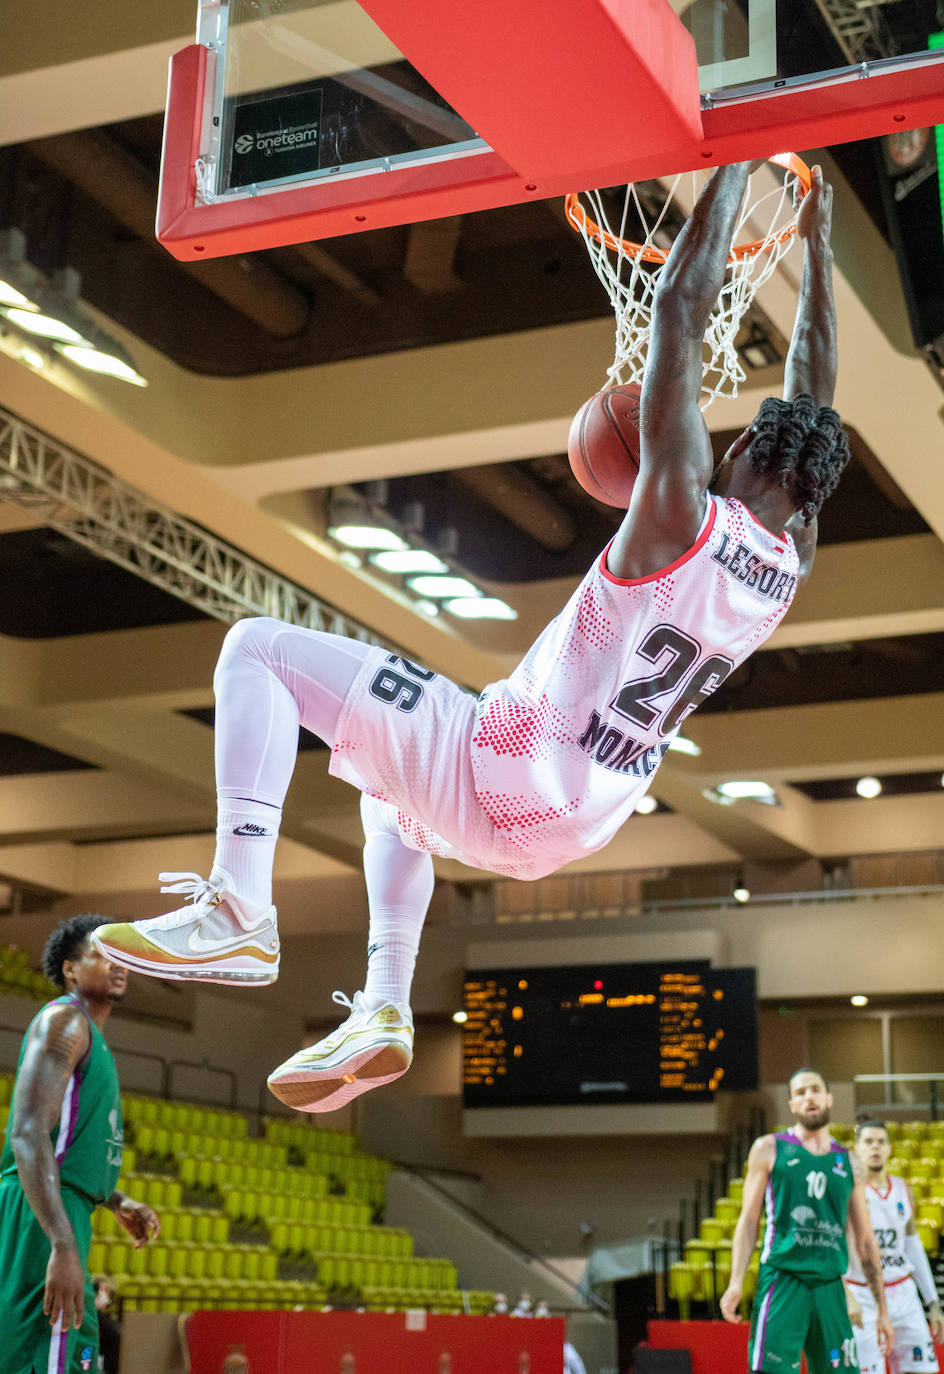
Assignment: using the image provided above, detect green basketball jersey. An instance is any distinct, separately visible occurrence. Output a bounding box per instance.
[1,995,123,1205]
[760,1130,855,1282]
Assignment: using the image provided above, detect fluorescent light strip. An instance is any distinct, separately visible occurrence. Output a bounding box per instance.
[445,596,516,620]
[328,525,407,552]
[4,307,85,344]
[408,574,481,599]
[370,549,449,574]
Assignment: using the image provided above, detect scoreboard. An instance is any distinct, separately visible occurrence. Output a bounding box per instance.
[462,961,757,1108]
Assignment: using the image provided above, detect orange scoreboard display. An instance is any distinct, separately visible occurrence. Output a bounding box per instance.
[462,961,757,1108]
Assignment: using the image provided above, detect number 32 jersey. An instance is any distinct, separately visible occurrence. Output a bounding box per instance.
[468,493,799,876]
[846,1174,916,1287]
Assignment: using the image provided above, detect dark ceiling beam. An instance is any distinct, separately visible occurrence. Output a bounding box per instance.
[403,216,463,295]
[286,242,382,308]
[452,463,577,552]
[25,131,310,338]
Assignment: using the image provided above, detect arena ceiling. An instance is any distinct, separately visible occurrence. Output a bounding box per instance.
[0,0,942,924]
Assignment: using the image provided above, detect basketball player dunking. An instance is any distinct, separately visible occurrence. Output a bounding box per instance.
[95,161,850,1111]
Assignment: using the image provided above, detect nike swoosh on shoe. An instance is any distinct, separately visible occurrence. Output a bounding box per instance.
[186,924,278,956]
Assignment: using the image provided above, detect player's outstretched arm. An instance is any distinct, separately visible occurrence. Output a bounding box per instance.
[848,1157,894,1352]
[640,161,754,477]
[903,1215,944,1342]
[9,1004,92,1331]
[783,165,837,408]
[720,1133,774,1323]
[610,161,756,578]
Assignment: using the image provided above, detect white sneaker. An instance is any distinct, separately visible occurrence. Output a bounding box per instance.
[91,869,279,986]
[267,990,413,1112]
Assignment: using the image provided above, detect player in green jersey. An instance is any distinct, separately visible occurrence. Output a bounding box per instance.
[721,1068,894,1374]
[0,915,160,1374]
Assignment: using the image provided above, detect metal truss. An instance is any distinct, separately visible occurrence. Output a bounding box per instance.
[812,0,898,66]
[0,404,390,645]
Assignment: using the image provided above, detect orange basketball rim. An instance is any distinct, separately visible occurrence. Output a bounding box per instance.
[564,153,812,264]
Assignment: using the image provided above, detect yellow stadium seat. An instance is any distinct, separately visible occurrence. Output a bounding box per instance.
[918,1198,944,1229]
[193,1212,213,1244]
[715,1198,739,1224]
[668,1262,696,1318]
[917,1217,940,1252]
[690,1260,716,1302]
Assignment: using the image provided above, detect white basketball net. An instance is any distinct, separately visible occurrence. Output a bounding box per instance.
[567,162,807,409]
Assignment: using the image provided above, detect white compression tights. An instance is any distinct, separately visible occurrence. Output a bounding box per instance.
[211,618,435,1005]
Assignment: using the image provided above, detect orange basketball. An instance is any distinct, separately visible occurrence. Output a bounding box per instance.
[567,382,642,508]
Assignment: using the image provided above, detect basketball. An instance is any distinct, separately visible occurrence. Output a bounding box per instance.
[567,382,642,508]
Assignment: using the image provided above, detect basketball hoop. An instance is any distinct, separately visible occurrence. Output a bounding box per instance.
[565,154,812,408]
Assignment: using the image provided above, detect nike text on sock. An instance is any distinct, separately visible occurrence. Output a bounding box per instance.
[214,801,282,909]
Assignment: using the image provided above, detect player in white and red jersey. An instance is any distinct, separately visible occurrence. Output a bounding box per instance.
[847,1121,944,1374]
[94,161,851,1110]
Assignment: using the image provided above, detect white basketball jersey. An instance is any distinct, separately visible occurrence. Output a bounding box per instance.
[465,493,799,875]
[847,1174,915,1286]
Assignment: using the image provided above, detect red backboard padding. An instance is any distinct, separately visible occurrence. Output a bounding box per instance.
[355,0,702,179]
[183,1309,566,1373]
[155,20,944,258]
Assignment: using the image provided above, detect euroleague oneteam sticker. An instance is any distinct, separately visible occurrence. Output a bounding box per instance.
[229,90,323,189]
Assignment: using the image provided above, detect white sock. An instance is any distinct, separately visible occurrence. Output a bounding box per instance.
[211,799,281,910]
[361,826,434,1009]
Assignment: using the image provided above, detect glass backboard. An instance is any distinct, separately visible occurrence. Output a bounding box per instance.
[157,0,944,259]
[674,0,944,99]
[206,0,484,201]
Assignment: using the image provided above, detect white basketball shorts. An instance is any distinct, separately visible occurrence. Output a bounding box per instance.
[853,1277,938,1374]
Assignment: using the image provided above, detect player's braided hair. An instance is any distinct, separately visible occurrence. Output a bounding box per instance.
[748,393,850,524]
[41,913,107,989]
